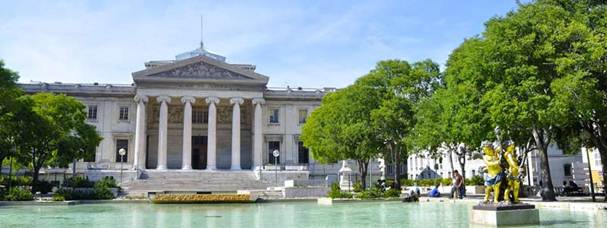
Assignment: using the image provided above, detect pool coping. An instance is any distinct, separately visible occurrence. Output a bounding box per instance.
[1,197,605,211]
[420,197,607,211]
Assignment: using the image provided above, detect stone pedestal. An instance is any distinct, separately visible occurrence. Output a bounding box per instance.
[470,204,539,226]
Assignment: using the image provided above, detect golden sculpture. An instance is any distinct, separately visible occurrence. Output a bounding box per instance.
[503,142,520,203]
[482,142,503,203]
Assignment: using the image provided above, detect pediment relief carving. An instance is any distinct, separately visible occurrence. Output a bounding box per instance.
[148,61,252,80]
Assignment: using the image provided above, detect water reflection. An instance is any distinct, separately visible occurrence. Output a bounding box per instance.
[0,202,604,228]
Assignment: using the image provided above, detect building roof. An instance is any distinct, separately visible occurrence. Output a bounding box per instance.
[19,82,135,97]
[18,82,331,101]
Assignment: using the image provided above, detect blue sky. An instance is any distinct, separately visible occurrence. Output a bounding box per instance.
[0,0,520,88]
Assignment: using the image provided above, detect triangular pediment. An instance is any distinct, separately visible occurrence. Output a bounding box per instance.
[132,55,269,84]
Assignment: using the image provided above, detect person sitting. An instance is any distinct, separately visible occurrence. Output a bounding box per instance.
[428,183,441,197]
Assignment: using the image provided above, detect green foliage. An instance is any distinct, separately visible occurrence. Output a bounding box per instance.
[348,185,401,199]
[94,176,118,189]
[466,176,484,186]
[327,183,353,199]
[400,178,451,187]
[63,176,94,188]
[0,175,32,186]
[301,59,442,188]
[4,187,33,201]
[352,181,363,193]
[356,187,384,199]
[10,93,102,192]
[93,186,115,200]
[0,60,23,170]
[441,178,453,186]
[32,180,54,194]
[384,188,401,198]
[53,184,115,200]
[51,195,65,201]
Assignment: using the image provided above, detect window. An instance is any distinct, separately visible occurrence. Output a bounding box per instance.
[563,163,572,176]
[268,141,280,164]
[192,110,207,124]
[298,109,308,124]
[269,108,280,123]
[298,141,309,164]
[119,106,129,121]
[87,105,97,120]
[115,139,128,162]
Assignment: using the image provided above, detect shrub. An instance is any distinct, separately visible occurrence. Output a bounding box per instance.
[466,175,484,186]
[441,178,453,186]
[54,188,74,200]
[93,185,114,200]
[352,181,363,192]
[356,187,383,199]
[52,195,65,201]
[5,187,33,201]
[63,176,94,188]
[399,178,454,187]
[400,179,414,186]
[384,188,401,198]
[152,194,252,204]
[32,180,55,194]
[327,183,353,199]
[95,176,118,189]
[54,185,115,200]
[0,175,32,187]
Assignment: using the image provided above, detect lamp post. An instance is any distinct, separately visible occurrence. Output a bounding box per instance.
[273,149,280,186]
[119,148,126,185]
[586,149,596,202]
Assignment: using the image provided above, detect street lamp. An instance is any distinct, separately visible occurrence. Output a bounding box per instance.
[273,149,280,186]
[118,148,126,185]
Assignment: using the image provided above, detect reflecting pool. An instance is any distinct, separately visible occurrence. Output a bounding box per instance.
[0,201,604,227]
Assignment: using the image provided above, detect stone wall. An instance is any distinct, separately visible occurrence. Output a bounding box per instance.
[258,170,309,186]
[283,186,329,198]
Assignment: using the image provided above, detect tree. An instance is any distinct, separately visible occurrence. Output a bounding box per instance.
[544,0,607,201]
[0,60,23,169]
[14,93,101,192]
[301,85,382,189]
[369,60,441,189]
[302,59,441,189]
[474,0,607,201]
[412,39,492,182]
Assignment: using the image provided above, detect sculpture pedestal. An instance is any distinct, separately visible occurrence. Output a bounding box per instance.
[470,203,539,226]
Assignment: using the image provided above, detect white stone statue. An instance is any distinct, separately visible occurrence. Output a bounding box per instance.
[339,160,353,191]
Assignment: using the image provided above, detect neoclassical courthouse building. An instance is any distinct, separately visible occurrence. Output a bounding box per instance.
[20,46,374,192]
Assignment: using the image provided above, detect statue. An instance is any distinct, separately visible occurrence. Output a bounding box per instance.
[480,126,523,204]
[482,141,503,203]
[473,129,539,226]
[503,141,521,203]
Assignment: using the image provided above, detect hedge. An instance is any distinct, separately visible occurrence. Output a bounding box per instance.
[151,194,252,204]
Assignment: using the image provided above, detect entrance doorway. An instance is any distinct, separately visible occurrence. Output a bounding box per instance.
[192,136,207,169]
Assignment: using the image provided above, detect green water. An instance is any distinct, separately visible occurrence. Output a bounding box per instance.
[0,201,604,227]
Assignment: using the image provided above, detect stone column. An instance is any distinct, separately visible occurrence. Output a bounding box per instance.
[181,96,195,170]
[252,98,265,169]
[156,96,171,170]
[205,97,220,170]
[230,97,244,170]
[133,95,148,170]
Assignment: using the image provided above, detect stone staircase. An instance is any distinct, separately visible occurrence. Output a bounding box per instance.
[122,170,272,194]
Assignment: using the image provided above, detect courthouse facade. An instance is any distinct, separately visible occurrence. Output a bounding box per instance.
[20,48,336,176]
